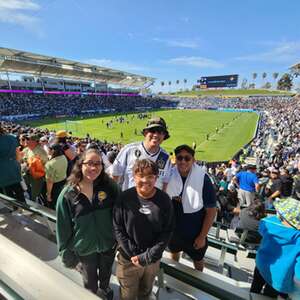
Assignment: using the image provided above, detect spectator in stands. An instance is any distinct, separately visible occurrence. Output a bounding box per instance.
[56,148,120,300]
[293,171,300,200]
[105,150,117,178]
[224,161,236,182]
[22,133,48,202]
[166,145,216,271]
[113,159,174,300]
[250,197,300,299]
[112,117,172,191]
[39,136,50,155]
[18,134,28,151]
[236,199,266,243]
[0,123,25,203]
[75,140,87,156]
[264,168,282,208]
[218,174,228,193]
[217,182,240,225]
[280,168,293,198]
[55,130,76,176]
[234,164,260,207]
[44,144,68,209]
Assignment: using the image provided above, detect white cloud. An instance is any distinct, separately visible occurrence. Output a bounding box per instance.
[235,41,300,64]
[85,58,147,73]
[0,0,40,10]
[153,37,200,49]
[0,0,42,36]
[165,56,224,68]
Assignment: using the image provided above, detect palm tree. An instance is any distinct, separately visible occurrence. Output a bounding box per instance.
[161,81,164,93]
[183,79,187,91]
[168,81,172,93]
[252,73,257,89]
[261,72,267,88]
[272,72,279,89]
[262,72,267,81]
[272,73,279,80]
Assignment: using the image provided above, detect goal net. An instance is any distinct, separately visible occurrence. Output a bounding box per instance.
[64,120,82,136]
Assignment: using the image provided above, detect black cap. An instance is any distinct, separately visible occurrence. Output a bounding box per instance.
[174,144,195,157]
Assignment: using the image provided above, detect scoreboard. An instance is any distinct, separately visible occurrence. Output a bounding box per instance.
[198,74,238,88]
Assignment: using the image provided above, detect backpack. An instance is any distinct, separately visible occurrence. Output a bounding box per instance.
[28,156,45,179]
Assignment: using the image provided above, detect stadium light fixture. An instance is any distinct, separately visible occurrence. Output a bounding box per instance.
[61,64,73,70]
[83,68,92,73]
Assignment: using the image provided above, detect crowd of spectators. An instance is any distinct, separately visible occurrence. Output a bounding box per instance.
[0,93,175,117]
[206,95,300,232]
[167,95,292,111]
[1,94,300,213]
[1,92,300,298]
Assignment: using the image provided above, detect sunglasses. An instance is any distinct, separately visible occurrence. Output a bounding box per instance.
[147,128,165,134]
[176,155,192,162]
[82,160,102,167]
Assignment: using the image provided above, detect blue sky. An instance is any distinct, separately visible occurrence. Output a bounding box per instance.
[0,0,300,91]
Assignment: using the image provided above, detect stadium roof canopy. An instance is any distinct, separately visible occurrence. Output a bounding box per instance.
[0,47,155,87]
[290,62,300,76]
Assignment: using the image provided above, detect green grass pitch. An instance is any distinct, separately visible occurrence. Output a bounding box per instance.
[28,110,259,162]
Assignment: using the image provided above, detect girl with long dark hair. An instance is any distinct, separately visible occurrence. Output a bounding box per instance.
[56,148,120,299]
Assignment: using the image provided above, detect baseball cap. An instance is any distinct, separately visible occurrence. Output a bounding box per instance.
[28,133,40,142]
[56,130,69,138]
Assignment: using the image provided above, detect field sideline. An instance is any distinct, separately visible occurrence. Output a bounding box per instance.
[28,109,259,162]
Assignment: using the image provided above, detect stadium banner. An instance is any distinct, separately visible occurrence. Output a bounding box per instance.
[0,114,41,121]
[217,108,255,113]
[0,89,138,96]
[198,74,238,88]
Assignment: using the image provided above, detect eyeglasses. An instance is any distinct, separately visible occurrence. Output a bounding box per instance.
[176,155,192,162]
[82,160,102,167]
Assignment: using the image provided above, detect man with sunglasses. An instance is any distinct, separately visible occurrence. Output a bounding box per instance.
[112,117,172,191]
[166,144,216,271]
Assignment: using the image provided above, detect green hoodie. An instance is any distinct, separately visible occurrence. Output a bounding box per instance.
[56,177,120,268]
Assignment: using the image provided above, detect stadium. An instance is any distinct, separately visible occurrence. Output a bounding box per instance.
[0,43,300,300]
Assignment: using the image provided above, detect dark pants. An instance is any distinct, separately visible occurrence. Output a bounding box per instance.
[250,267,289,298]
[48,179,66,210]
[0,182,25,203]
[79,247,116,294]
[24,173,44,202]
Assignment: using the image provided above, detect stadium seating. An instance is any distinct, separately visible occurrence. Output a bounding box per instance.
[0,192,271,300]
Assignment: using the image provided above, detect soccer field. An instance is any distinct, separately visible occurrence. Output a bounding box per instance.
[28,110,259,162]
